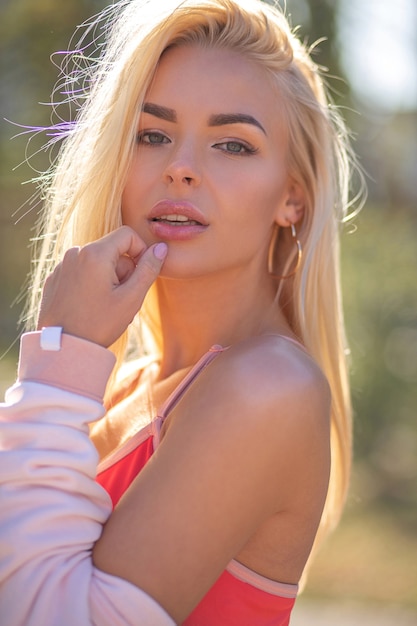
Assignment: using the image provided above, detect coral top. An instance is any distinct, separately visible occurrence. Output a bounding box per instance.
[97,344,298,626]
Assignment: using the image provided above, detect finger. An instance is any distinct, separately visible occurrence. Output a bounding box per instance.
[120,243,168,304]
[88,227,147,266]
[116,254,136,283]
[110,226,148,261]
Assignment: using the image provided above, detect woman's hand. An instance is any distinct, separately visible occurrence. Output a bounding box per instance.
[37,226,167,347]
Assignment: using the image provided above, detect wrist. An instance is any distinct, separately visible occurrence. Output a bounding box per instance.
[18,331,116,403]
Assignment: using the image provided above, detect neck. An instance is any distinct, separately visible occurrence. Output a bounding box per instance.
[155,267,290,378]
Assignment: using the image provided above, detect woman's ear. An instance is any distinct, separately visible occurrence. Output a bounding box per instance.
[274,181,305,227]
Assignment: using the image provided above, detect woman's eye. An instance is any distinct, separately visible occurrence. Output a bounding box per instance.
[214,141,257,155]
[137,131,170,145]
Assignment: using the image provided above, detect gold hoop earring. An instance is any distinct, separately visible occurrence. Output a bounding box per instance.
[268,223,302,280]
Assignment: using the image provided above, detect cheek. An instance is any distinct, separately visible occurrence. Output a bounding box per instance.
[236,169,285,226]
[120,186,134,226]
[120,160,147,223]
[260,159,289,210]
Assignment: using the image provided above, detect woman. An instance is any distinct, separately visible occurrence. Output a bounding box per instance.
[0,0,363,624]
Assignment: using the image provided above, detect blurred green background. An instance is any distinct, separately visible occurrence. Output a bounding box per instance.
[1,0,416,623]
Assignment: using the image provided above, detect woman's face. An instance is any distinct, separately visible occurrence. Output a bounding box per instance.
[122,44,293,280]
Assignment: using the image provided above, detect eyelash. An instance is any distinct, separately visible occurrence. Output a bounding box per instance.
[136,131,258,156]
[213,140,258,156]
[136,131,170,146]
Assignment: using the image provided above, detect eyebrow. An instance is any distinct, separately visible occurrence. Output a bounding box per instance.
[142,102,177,122]
[142,102,266,135]
[208,113,266,135]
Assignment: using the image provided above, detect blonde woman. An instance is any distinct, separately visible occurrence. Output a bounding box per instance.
[0,1,363,624]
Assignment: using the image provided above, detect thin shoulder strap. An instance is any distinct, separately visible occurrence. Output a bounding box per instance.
[157,335,305,420]
[277,334,308,353]
[157,345,226,420]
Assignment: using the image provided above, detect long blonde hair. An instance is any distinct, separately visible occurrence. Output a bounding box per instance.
[27,0,364,578]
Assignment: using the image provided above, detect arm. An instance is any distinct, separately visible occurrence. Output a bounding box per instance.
[93,337,331,623]
[0,228,174,625]
[4,226,328,624]
[0,332,174,626]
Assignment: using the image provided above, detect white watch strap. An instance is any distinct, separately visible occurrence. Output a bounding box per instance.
[40,327,63,351]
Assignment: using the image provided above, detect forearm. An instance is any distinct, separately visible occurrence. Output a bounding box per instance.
[0,331,174,626]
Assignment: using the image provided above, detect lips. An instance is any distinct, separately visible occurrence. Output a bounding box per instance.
[147,200,208,241]
[148,200,208,225]
[152,214,202,226]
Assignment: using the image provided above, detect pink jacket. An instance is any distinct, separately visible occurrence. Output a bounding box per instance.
[0,330,175,626]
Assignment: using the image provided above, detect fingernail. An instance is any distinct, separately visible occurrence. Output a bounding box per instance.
[153,242,168,260]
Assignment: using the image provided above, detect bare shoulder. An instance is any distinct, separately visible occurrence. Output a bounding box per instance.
[166,333,332,501]
[187,334,331,435]
[226,334,328,393]
[94,336,332,618]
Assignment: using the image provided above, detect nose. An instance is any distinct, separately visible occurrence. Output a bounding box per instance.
[163,142,202,188]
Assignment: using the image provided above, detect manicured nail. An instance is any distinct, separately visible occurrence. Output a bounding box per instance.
[153,242,168,260]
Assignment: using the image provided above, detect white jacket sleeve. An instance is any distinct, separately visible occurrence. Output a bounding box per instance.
[0,330,175,626]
